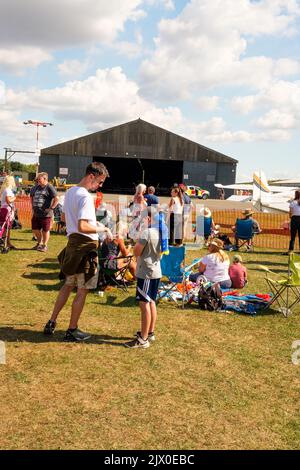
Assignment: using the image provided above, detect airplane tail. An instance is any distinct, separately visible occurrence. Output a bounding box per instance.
[252,170,271,210]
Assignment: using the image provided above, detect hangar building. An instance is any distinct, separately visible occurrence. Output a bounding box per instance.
[40,118,238,196]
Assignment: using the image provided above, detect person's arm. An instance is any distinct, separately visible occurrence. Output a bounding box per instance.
[198,261,207,274]
[133,241,145,258]
[46,195,60,212]
[5,194,15,205]
[78,219,113,240]
[118,237,129,257]
[289,207,293,219]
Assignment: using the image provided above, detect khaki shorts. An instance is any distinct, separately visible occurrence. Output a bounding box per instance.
[65,271,98,290]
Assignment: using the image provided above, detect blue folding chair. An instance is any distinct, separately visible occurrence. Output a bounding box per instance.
[235,218,255,251]
[158,245,201,308]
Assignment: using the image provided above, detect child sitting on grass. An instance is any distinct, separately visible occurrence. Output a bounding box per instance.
[229,254,247,289]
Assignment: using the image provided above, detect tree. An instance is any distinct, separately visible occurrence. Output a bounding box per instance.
[10,161,24,172]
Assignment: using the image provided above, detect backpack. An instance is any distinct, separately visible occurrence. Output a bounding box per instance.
[198,283,223,311]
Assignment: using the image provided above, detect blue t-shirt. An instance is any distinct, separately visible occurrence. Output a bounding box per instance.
[144,194,159,206]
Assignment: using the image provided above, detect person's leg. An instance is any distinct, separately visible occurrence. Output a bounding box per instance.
[41,229,50,247]
[169,213,175,245]
[149,301,157,334]
[289,217,297,251]
[140,301,151,340]
[68,287,89,329]
[50,284,74,322]
[40,218,51,248]
[33,229,42,244]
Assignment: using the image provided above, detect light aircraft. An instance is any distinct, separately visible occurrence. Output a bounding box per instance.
[215,171,298,213]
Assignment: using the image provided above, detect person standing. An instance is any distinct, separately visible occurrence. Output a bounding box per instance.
[288,190,300,254]
[179,184,193,240]
[217,187,225,200]
[144,186,159,207]
[30,172,59,252]
[125,207,162,349]
[43,162,112,342]
[167,186,184,246]
[0,175,16,249]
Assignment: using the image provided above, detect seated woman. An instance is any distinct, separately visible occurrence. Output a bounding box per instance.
[100,224,136,279]
[189,238,232,289]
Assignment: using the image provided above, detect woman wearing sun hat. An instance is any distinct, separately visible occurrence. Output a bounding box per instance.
[189,238,232,288]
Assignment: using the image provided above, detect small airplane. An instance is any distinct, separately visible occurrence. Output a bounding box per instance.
[215,171,298,213]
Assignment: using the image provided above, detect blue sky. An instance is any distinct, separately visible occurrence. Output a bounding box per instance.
[1,0,300,182]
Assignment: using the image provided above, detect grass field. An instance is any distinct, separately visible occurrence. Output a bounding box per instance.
[1,230,300,450]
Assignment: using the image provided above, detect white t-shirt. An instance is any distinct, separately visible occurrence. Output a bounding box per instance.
[289,200,300,216]
[63,186,98,241]
[201,253,230,283]
[171,197,183,215]
[1,188,14,208]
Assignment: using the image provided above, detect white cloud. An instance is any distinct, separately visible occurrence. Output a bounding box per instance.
[113,31,144,58]
[0,80,5,104]
[0,47,52,74]
[231,80,300,133]
[58,59,90,78]
[197,96,220,111]
[0,0,144,48]
[145,0,175,10]
[0,0,144,73]
[1,66,295,153]
[256,109,296,129]
[139,0,300,100]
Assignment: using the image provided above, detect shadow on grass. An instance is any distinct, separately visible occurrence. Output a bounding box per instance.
[91,294,136,308]
[22,272,59,281]
[34,283,63,291]
[246,260,287,267]
[0,327,132,346]
[27,262,59,270]
[248,267,285,274]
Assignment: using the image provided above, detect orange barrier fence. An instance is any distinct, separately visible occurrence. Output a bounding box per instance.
[15,196,293,251]
[15,196,32,228]
[211,210,291,251]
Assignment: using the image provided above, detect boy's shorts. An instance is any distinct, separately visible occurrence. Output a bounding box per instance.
[65,271,98,290]
[136,278,160,303]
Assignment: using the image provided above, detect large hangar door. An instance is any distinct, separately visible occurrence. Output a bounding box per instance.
[93,156,183,195]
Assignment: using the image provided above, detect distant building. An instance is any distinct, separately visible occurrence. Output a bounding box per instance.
[40,118,238,196]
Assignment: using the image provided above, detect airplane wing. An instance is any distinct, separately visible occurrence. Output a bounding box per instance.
[214,183,252,190]
[267,185,298,193]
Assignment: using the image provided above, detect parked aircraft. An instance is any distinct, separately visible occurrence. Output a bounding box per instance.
[215,171,298,213]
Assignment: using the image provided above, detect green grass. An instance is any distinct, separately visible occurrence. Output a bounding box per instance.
[1,230,300,450]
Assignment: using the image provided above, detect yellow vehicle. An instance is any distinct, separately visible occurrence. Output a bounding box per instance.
[186,185,210,199]
[52,177,76,191]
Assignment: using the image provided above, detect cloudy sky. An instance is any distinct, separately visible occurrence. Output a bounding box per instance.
[1,0,300,181]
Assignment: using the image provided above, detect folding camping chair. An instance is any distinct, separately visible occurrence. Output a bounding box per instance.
[234,218,255,251]
[260,253,300,317]
[157,245,201,308]
[97,253,134,293]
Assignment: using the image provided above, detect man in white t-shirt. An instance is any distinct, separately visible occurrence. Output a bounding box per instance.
[43,162,112,342]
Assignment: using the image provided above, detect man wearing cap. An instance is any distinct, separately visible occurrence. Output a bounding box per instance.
[232,208,261,251]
